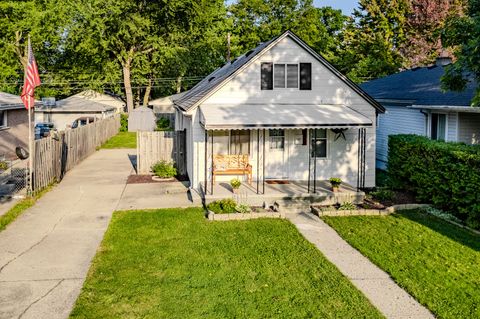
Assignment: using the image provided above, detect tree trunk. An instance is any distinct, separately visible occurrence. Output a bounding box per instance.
[123,61,134,113]
[176,76,182,93]
[143,77,152,106]
[15,31,28,70]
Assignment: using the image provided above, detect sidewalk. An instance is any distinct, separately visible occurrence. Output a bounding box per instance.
[0,149,133,319]
[288,212,434,319]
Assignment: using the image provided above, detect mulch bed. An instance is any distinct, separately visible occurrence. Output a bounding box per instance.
[266,180,290,185]
[126,175,188,184]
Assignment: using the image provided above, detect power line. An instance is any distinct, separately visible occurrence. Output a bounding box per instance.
[0,76,206,86]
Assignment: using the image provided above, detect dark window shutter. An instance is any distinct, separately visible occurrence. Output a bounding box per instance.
[261,63,273,90]
[300,63,312,90]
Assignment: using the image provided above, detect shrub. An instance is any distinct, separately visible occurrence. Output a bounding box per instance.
[422,206,463,225]
[388,134,480,229]
[236,203,251,214]
[155,117,171,131]
[338,202,356,211]
[151,160,177,178]
[230,178,241,189]
[207,199,237,214]
[329,177,342,188]
[371,188,394,202]
[120,113,128,132]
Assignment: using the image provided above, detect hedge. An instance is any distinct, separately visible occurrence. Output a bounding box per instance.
[388,135,480,229]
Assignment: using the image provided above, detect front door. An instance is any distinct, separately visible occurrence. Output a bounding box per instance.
[266,129,288,179]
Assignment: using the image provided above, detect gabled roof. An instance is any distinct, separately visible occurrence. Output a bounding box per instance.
[0,92,39,110]
[174,30,385,113]
[361,65,477,107]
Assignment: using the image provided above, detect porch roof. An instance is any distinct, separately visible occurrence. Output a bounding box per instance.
[199,104,372,130]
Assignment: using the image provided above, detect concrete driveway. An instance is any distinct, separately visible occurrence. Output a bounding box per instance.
[0,149,133,319]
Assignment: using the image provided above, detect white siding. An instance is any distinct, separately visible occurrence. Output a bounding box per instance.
[458,113,480,144]
[193,36,376,188]
[376,105,426,170]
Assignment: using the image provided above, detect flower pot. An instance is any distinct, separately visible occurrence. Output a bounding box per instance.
[232,188,240,194]
[332,186,339,193]
[152,176,175,182]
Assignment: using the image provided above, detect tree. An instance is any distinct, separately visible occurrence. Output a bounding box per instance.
[336,0,410,82]
[228,0,347,61]
[401,0,466,67]
[441,0,480,105]
[0,0,71,96]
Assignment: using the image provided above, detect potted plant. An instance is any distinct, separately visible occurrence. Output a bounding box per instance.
[0,161,8,172]
[151,160,177,181]
[329,177,342,192]
[230,178,241,193]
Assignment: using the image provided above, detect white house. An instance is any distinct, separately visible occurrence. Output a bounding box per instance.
[174,31,384,195]
[35,90,124,130]
[361,57,480,170]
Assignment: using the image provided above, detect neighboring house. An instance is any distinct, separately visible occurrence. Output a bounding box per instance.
[35,90,122,130]
[361,57,480,170]
[148,92,186,129]
[0,92,34,160]
[174,30,384,193]
[149,92,186,114]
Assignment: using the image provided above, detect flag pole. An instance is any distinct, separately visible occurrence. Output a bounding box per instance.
[27,36,34,194]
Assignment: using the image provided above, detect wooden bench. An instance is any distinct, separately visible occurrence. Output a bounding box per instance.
[213,154,252,184]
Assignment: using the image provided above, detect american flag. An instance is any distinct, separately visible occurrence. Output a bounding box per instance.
[21,40,41,109]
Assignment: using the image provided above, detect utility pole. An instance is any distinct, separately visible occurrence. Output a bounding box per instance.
[227,33,231,62]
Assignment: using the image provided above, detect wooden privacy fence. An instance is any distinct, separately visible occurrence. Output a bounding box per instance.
[137,131,186,175]
[33,115,120,192]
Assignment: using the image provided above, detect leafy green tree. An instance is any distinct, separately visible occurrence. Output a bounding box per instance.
[441,0,480,105]
[337,0,410,82]
[0,0,70,96]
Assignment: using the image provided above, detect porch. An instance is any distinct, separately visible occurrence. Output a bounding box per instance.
[202,180,365,207]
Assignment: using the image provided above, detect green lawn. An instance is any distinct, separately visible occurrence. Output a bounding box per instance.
[323,210,480,319]
[0,185,53,232]
[71,208,383,318]
[101,132,136,149]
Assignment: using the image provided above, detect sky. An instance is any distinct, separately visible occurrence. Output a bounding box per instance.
[314,0,358,15]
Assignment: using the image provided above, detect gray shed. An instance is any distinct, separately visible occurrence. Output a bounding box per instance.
[128,107,156,132]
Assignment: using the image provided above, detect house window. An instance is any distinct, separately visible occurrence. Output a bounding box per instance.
[230,130,250,155]
[311,129,327,158]
[0,111,6,128]
[262,62,311,90]
[274,64,299,89]
[269,129,285,149]
[431,113,446,141]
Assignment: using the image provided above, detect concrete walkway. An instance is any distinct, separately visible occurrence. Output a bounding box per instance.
[288,213,434,319]
[0,149,134,319]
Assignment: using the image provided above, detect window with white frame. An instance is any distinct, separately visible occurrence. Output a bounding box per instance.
[311,129,327,158]
[0,111,6,128]
[262,62,311,90]
[274,64,299,89]
[269,129,285,149]
[430,113,446,141]
[212,130,250,155]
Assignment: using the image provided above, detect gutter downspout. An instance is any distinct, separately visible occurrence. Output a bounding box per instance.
[420,109,429,137]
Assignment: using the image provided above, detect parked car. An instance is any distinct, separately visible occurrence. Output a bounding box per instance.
[35,123,54,140]
[71,117,96,129]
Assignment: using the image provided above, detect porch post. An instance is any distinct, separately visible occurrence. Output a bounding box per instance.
[211,132,214,195]
[307,129,312,193]
[204,130,208,195]
[313,128,317,194]
[262,129,266,194]
[256,129,260,194]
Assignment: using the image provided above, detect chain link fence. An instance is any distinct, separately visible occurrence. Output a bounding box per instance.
[0,155,27,200]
